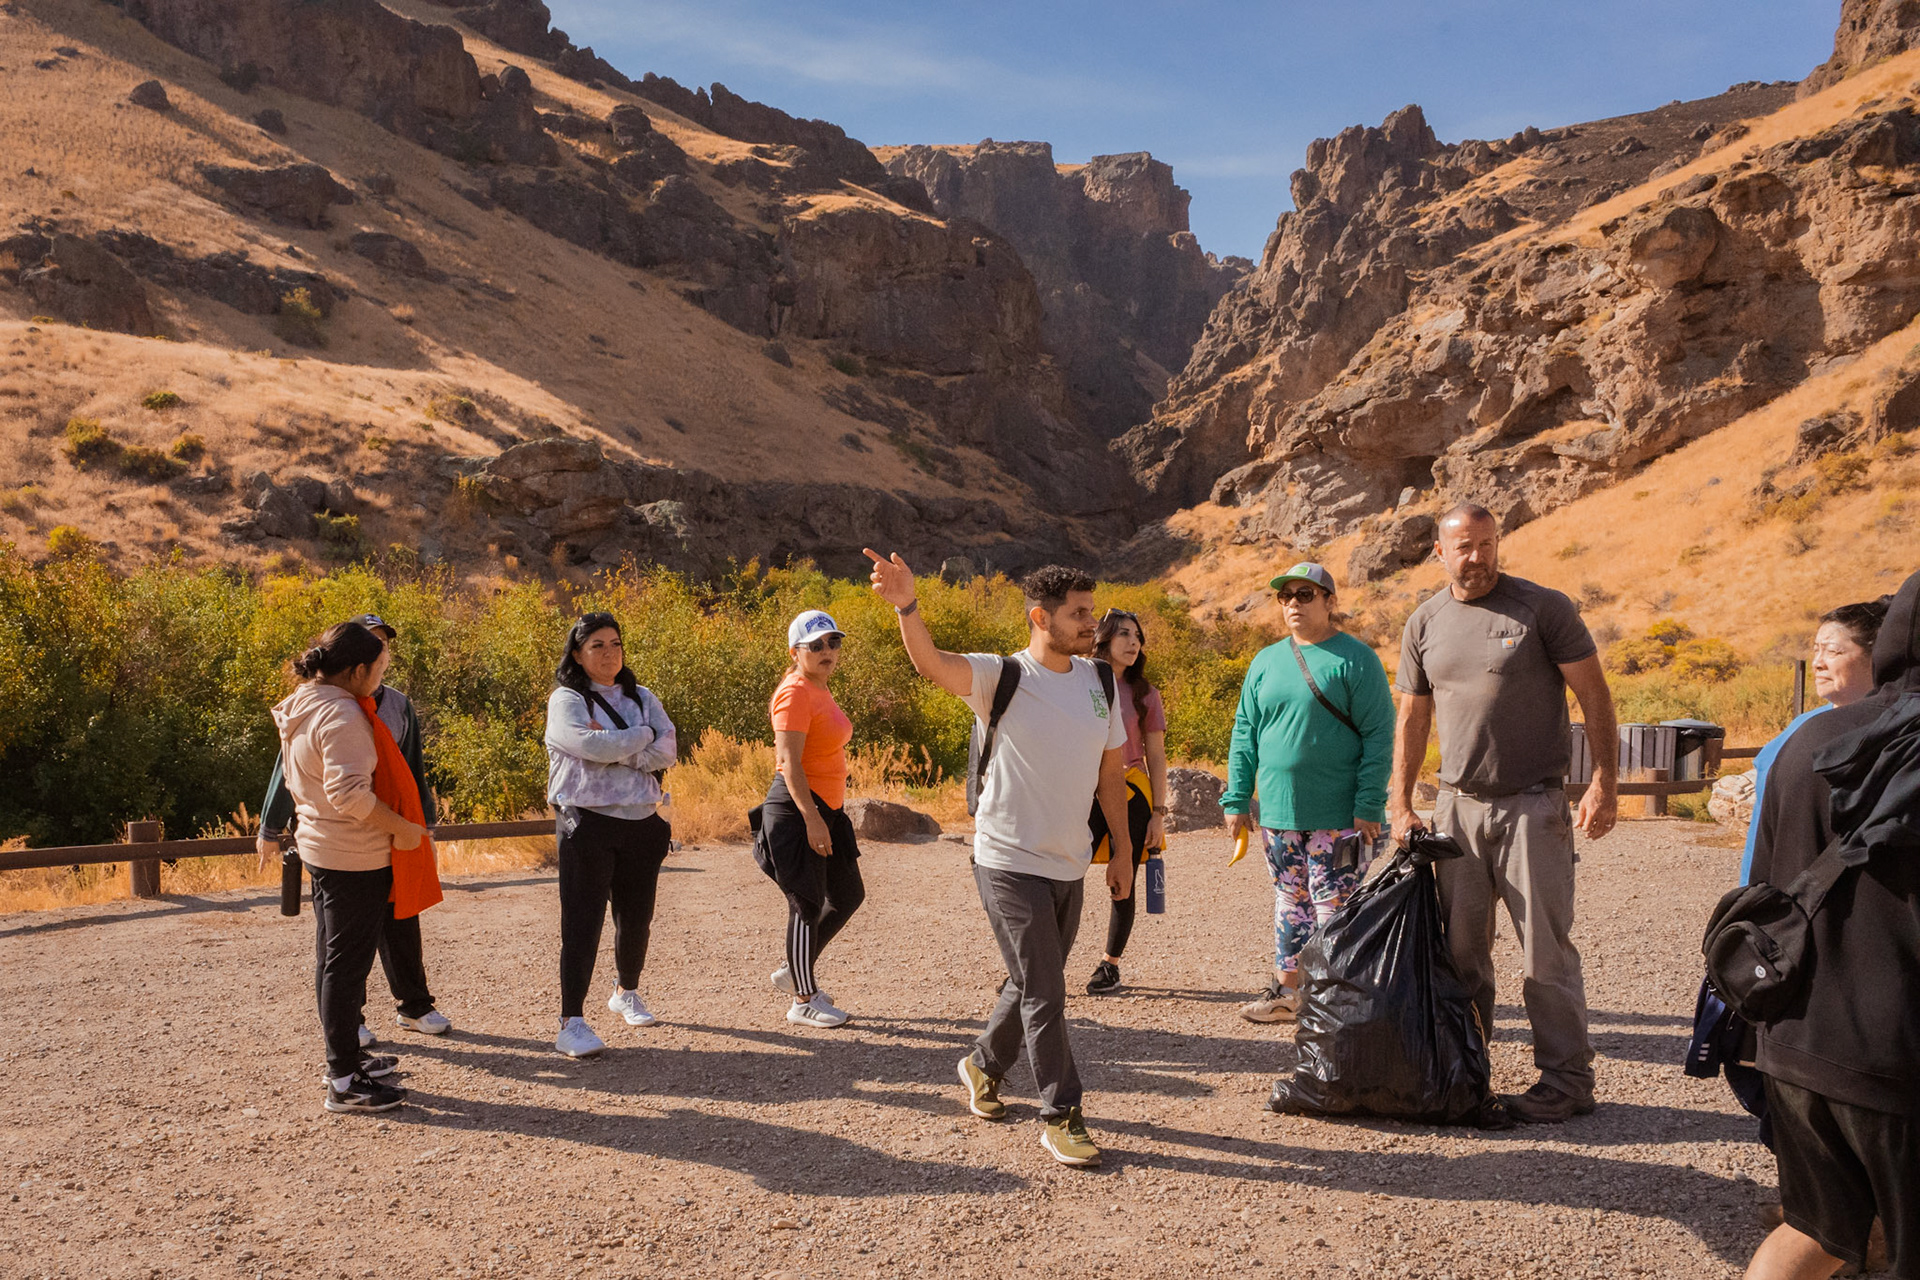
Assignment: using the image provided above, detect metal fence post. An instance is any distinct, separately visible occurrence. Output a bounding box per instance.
[128,820,162,899]
[1791,659,1807,718]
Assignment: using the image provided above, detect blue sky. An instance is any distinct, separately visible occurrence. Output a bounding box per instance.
[546,2,1839,260]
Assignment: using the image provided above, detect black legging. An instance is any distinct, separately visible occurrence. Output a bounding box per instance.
[1096,782,1156,959]
[557,808,672,1019]
[759,775,865,999]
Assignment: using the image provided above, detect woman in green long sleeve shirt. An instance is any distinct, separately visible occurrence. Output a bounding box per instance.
[1220,564,1395,1023]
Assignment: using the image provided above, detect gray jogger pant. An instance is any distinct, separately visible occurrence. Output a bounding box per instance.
[1433,787,1596,1102]
[971,864,1084,1119]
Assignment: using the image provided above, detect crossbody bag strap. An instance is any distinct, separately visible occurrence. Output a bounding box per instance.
[583,687,629,731]
[1289,637,1360,737]
[1785,837,1868,919]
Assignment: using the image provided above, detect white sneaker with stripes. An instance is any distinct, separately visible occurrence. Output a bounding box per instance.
[786,993,850,1028]
[770,964,831,1006]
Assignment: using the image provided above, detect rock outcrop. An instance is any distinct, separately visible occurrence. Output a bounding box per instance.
[882,142,1247,439]
[1801,0,1920,96]
[454,437,1068,578]
[1119,79,1920,557]
[10,233,157,335]
[128,0,552,163]
[201,163,355,228]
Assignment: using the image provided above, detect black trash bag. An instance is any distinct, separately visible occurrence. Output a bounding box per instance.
[1265,832,1499,1125]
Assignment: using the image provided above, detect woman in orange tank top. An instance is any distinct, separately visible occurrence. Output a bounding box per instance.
[750,609,866,1029]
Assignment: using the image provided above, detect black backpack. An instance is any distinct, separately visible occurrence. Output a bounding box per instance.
[965,657,1117,817]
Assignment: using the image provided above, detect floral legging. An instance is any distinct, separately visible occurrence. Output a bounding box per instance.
[1264,828,1367,974]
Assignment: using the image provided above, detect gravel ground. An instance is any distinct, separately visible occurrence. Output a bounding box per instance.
[0,817,1785,1279]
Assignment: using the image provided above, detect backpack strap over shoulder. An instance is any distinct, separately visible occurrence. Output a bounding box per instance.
[1093,658,1117,714]
[979,657,1021,776]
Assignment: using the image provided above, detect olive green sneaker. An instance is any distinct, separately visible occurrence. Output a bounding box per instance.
[957,1053,1006,1120]
[1040,1106,1101,1167]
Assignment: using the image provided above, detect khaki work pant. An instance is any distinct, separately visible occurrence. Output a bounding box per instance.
[1433,787,1596,1102]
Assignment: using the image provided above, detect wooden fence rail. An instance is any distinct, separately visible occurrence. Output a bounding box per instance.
[0,819,557,896]
[5,739,1771,897]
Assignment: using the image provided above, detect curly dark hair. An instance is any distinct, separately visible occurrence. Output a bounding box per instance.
[1020,564,1096,615]
[1819,599,1889,651]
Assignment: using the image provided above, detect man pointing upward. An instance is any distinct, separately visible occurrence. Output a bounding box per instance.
[866,548,1132,1167]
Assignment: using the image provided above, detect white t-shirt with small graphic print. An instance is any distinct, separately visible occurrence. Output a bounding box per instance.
[963,651,1128,882]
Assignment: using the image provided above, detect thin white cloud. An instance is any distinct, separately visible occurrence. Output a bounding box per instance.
[556,0,1153,113]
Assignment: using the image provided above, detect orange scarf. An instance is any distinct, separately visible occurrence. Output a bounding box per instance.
[359,695,443,919]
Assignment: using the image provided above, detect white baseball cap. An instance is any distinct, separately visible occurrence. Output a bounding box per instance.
[787,609,844,647]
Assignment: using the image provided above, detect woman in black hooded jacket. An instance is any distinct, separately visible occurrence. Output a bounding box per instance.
[1740,566,1920,1280]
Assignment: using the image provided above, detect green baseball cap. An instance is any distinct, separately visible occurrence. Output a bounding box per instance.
[1269,562,1336,593]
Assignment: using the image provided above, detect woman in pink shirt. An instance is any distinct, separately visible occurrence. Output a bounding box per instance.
[1085,609,1168,995]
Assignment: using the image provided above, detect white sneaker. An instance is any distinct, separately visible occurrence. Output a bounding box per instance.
[396,1009,452,1035]
[357,1023,375,1050]
[770,964,831,1005]
[786,993,850,1028]
[555,1016,606,1058]
[607,989,656,1027]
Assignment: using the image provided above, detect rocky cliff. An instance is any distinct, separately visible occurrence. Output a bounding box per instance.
[1801,0,1920,96]
[1112,51,1920,585]
[879,142,1248,440]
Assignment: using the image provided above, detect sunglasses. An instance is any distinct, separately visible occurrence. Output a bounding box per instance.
[1277,588,1323,604]
[802,635,843,653]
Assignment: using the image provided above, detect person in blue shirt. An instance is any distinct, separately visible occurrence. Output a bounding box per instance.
[1738,600,1886,884]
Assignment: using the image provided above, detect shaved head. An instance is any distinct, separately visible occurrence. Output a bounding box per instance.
[1438,503,1497,534]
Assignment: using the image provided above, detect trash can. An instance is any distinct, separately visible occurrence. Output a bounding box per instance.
[1618,724,1678,778]
[1662,718,1726,780]
[1569,723,1592,786]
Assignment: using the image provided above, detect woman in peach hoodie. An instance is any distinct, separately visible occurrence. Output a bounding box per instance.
[273,620,426,1115]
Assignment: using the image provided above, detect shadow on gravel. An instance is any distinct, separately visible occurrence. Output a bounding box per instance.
[0,889,280,938]
[1094,1117,1760,1263]
[388,1086,1030,1196]
[1590,1028,1694,1066]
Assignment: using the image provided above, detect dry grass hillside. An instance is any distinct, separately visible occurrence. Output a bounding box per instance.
[1163,53,1920,665]
[0,0,1061,578]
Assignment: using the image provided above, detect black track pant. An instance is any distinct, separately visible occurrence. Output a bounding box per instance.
[309,863,393,1080]
[557,808,672,1019]
[760,778,865,999]
[1096,781,1155,959]
[377,907,435,1019]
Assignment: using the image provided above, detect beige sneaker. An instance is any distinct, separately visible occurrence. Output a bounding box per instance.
[1040,1107,1101,1167]
[1239,980,1301,1024]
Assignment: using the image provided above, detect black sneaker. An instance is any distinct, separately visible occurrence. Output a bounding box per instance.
[324,1070,407,1114]
[1085,961,1122,995]
[318,1053,399,1084]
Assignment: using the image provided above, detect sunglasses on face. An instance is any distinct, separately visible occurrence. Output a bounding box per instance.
[803,635,843,653]
[1277,588,1323,604]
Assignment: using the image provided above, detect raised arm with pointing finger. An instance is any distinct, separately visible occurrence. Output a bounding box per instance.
[863,548,975,696]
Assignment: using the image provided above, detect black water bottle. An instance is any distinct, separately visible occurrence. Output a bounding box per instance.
[279,843,303,917]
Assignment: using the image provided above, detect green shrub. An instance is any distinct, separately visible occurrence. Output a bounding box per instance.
[62,418,121,470]
[316,513,367,559]
[0,553,1281,845]
[169,433,206,462]
[828,353,863,377]
[1645,618,1693,646]
[118,445,186,482]
[142,390,183,411]
[45,525,95,559]
[1668,637,1744,682]
[1816,452,1870,495]
[274,288,326,348]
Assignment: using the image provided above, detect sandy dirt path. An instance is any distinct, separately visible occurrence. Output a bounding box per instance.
[0,818,1778,1279]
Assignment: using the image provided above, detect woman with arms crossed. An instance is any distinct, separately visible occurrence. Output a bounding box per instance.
[545,612,679,1058]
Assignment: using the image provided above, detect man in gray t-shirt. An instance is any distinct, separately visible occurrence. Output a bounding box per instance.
[1389,505,1619,1124]
[867,550,1131,1169]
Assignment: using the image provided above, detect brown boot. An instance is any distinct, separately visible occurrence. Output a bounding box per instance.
[1504,1080,1596,1124]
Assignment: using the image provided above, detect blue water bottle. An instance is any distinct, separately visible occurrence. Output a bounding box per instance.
[1144,854,1166,914]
